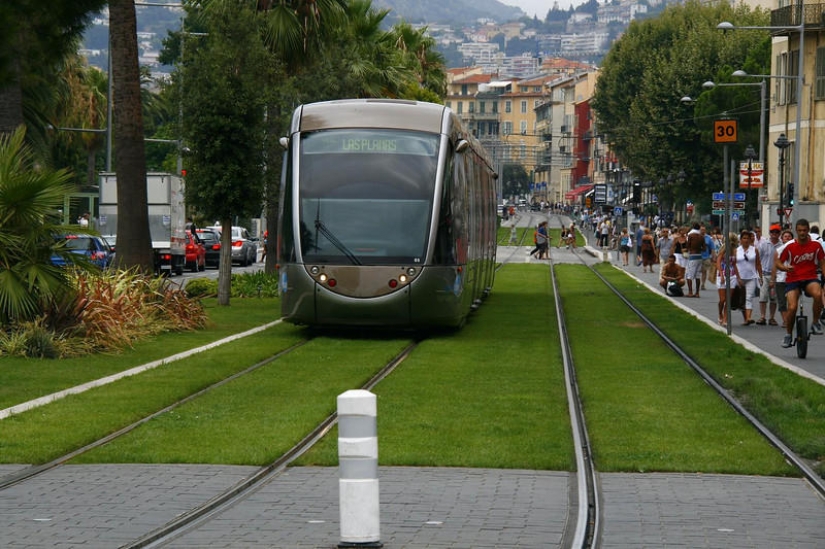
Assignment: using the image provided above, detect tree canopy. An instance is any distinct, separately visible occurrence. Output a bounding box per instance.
[592,0,770,215]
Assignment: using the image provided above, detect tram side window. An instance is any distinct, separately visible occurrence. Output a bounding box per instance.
[279,149,296,261]
[434,153,456,265]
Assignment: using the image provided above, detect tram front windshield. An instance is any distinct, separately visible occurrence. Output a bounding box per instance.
[298,129,439,265]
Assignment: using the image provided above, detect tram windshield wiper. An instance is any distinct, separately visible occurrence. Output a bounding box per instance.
[314,219,361,265]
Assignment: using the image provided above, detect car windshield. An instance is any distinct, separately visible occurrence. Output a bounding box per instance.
[297,128,439,265]
[198,232,219,244]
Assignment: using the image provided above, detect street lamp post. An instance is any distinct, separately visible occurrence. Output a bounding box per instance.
[702,79,767,163]
[774,133,791,228]
[718,18,805,223]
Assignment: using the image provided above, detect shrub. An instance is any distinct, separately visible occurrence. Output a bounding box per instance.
[230,271,279,298]
[184,277,218,298]
[0,270,208,358]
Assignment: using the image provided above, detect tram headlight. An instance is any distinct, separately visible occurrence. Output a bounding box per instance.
[319,273,327,282]
[407,268,416,277]
[310,266,320,275]
[399,275,407,283]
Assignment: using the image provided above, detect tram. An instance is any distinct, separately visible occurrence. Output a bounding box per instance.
[276,99,498,328]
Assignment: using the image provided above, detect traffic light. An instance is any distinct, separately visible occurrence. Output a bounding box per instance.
[787,184,794,206]
[632,184,641,203]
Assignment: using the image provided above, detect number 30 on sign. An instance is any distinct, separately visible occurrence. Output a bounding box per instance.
[714,120,738,143]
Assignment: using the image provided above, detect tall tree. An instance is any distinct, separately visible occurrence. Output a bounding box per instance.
[0,0,106,140]
[180,3,273,305]
[591,0,770,215]
[109,0,153,273]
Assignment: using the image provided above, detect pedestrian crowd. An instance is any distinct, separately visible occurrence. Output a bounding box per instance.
[610,217,825,349]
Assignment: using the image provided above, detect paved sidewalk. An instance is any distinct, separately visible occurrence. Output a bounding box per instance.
[2,464,823,548]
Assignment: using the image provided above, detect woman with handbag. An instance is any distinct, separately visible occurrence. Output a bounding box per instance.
[715,233,740,327]
[735,230,763,325]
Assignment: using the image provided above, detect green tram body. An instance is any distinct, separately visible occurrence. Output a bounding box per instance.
[277,99,497,328]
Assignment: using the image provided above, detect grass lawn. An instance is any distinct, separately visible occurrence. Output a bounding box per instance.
[595,262,825,474]
[0,298,282,410]
[1,265,820,477]
[557,265,794,476]
[297,264,573,470]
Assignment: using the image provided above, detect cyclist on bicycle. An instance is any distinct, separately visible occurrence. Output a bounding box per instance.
[776,218,825,348]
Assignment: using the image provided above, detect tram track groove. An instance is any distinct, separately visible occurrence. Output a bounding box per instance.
[548,254,601,549]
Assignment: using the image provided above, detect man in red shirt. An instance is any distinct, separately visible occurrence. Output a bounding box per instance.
[776,218,825,347]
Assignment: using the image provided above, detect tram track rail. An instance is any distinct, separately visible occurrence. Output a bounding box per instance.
[121,339,421,549]
[556,227,825,502]
[0,339,313,492]
[548,253,601,549]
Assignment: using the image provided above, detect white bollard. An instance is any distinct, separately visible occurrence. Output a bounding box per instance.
[337,390,382,548]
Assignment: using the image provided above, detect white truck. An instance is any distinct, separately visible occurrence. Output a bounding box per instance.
[98,172,186,275]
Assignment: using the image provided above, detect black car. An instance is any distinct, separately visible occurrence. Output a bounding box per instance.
[196,228,221,269]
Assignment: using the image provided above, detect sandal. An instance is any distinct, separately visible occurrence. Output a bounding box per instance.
[768,319,778,326]
[756,318,767,325]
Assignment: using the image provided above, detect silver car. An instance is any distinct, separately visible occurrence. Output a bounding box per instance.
[227,226,258,266]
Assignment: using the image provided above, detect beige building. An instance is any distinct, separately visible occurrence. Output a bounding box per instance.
[446,63,602,204]
[758,1,825,227]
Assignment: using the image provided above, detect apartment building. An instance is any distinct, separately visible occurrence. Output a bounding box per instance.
[446,63,603,204]
[759,1,825,226]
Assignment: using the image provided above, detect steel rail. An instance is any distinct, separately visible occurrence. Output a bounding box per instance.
[549,249,601,549]
[586,262,825,500]
[123,340,421,549]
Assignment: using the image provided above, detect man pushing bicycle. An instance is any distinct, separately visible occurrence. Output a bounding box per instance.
[776,218,825,348]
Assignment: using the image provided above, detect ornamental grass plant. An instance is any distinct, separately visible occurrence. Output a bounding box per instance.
[0,269,206,358]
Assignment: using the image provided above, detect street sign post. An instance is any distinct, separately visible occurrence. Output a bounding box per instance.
[714,119,738,143]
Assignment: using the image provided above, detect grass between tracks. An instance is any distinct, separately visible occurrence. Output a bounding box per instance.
[556,265,797,476]
[0,298,283,411]
[594,263,825,476]
[1,265,821,475]
[297,264,573,470]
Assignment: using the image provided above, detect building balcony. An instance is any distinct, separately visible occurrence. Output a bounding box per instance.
[468,111,499,122]
[771,2,825,30]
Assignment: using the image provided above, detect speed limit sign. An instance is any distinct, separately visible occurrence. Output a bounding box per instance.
[714,120,738,143]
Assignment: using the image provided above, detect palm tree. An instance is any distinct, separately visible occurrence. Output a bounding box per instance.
[0,0,107,138]
[0,127,77,325]
[55,55,108,187]
[109,0,153,273]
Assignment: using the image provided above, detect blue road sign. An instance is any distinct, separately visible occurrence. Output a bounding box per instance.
[712,192,747,201]
[614,207,623,216]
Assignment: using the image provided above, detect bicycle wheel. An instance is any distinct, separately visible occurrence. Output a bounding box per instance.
[796,315,808,359]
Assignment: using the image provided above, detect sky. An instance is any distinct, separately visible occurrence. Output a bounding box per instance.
[502,0,577,18]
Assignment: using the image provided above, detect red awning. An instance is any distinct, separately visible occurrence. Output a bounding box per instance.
[564,184,594,201]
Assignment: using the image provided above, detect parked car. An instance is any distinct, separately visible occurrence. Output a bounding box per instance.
[196,228,221,269]
[101,234,117,253]
[184,230,206,272]
[210,225,258,266]
[51,234,114,269]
